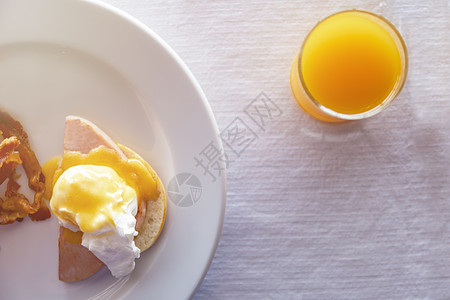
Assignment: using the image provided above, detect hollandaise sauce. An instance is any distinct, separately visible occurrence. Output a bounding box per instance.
[43,146,157,233]
[51,165,137,232]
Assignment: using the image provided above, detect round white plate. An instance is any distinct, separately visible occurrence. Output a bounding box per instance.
[0,0,226,299]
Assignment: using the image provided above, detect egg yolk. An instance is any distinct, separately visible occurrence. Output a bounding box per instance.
[50,165,137,232]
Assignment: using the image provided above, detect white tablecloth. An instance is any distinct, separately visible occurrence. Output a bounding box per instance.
[103,1,449,298]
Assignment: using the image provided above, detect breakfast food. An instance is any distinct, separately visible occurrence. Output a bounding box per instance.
[0,111,50,224]
[44,116,166,281]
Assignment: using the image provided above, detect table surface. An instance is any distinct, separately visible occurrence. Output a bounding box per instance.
[102,1,450,299]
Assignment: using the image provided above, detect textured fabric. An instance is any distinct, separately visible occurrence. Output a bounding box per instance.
[104,1,450,299]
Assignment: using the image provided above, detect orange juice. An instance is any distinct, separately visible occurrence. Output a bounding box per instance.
[290,10,407,121]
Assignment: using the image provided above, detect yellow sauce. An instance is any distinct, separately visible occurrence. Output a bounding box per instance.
[44,146,157,203]
[63,227,83,244]
[51,165,136,232]
[43,146,158,232]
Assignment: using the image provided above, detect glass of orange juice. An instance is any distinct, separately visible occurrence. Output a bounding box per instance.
[290,10,408,122]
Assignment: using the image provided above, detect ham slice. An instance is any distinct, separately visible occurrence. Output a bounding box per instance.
[63,116,126,159]
[58,227,104,282]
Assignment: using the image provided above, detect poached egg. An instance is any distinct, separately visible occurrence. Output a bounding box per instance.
[51,164,140,278]
[46,146,157,278]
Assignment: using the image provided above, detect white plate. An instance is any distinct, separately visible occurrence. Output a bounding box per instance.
[0,0,226,299]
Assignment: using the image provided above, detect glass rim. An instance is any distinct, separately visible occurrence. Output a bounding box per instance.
[297,9,409,121]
